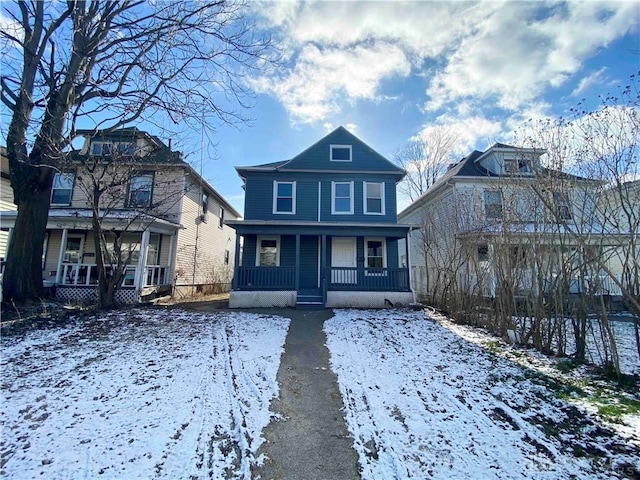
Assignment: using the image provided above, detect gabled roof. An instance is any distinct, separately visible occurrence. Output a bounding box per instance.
[236,126,405,179]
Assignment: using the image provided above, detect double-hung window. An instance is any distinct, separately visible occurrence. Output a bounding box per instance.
[91,142,112,156]
[553,192,572,221]
[273,181,296,214]
[484,189,503,219]
[365,238,386,275]
[364,182,385,215]
[256,236,280,267]
[51,172,75,206]
[128,172,154,207]
[332,181,353,214]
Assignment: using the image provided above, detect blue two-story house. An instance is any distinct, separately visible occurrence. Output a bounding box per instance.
[227,127,415,308]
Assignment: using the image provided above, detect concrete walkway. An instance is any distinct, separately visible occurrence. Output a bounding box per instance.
[252,309,360,480]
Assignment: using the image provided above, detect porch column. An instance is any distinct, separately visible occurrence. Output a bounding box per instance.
[232,233,241,290]
[56,228,69,284]
[405,232,412,291]
[321,235,327,298]
[295,234,300,291]
[135,230,150,292]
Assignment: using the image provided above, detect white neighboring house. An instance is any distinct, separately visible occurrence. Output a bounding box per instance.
[398,143,631,305]
[0,128,241,304]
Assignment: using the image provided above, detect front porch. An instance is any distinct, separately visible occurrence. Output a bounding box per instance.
[227,224,415,308]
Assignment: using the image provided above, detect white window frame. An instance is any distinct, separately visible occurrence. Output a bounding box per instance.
[272,180,296,215]
[256,235,280,267]
[363,181,385,215]
[128,172,154,208]
[484,189,503,219]
[330,144,352,162]
[51,171,75,206]
[364,237,386,276]
[332,181,354,215]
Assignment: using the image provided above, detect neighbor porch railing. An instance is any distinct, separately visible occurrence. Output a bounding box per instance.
[234,266,296,290]
[326,267,410,292]
[60,263,169,287]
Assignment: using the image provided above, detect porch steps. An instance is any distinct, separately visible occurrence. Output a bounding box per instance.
[296,289,324,310]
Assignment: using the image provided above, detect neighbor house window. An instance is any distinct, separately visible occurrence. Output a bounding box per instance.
[51,172,75,205]
[365,238,386,274]
[330,144,352,162]
[91,142,112,156]
[202,193,209,215]
[219,206,224,228]
[332,181,353,214]
[553,192,572,221]
[116,142,135,155]
[364,182,385,215]
[128,172,154,207]
[273,181,296,214]
[224,249,230,265]
[478,244,489,262]
[256,236,280,267]
[484,190,503,219]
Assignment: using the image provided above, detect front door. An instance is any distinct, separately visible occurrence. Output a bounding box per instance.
[299,235,319,289]
[331,237,356,284]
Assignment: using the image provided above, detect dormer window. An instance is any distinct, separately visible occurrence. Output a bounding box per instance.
[330,144,352,162]
[116,142,135,155]
[504,158,531,175]
[92,142,112,156]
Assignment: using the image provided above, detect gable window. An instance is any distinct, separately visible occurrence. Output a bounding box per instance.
[553,192,572,221]
[484,189,502,219]
[332,181,353,214]
[256,236,280,267]
[91,142,112,156]
[51,172,75,205]
[128,172,154,207]
[330,144,352,162]
[219,206,224,228]
[364,182,385,215]
[273,181,296,214]
[365,238,386,275]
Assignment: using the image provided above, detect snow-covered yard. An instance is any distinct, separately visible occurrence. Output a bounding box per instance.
[1,310,289,479]
[1,306,638,480]
[325,309,640,480]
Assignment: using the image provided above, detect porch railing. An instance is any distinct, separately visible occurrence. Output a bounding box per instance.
[234,266,296,290]
[59,263,169,287]
[326,267,410,292]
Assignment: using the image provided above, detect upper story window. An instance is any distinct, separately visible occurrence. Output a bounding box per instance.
[553,191,572,221]
[273,181,296,214]
[484,189,503,219]
[330,144,352,162]
[51,172,75,205]
[504,158,531,175]
[332,181,354,214]
[202,192,209,214]
[364,182,385,215]
[128,172,154,207]
[91,142,113,156]
[219,206,224,228]
[116,142,135,155]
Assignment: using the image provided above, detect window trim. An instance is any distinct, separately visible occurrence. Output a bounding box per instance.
[272,180,296,215]
[364,237,386,276]
[332,181,354,215]
[127,171,154,208]
[553,191,572,221]
[256,235,280,267]
[363,181,385,215]
[330,144,352,162]
[51,171,76,206]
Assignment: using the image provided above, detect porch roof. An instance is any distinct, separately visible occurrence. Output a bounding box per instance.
[226,219,415,238]
[0,208,182,235]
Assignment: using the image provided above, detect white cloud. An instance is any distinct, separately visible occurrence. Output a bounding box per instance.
[249,42,411,124]
[570,68,608,97]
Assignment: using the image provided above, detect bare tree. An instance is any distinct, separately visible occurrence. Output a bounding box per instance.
[394,126,459,201]
[1,0,275,303]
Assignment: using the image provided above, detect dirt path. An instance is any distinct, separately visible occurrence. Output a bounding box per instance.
[252,308,360,480]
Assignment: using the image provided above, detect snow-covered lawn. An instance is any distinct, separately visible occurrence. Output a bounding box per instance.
[0,309,289,479]
[325,309,640,480]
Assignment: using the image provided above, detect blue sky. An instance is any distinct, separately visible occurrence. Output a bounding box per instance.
[202,0,639,215]
[2,1,638,215]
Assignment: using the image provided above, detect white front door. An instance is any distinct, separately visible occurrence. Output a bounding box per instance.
[331,237,356,283]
